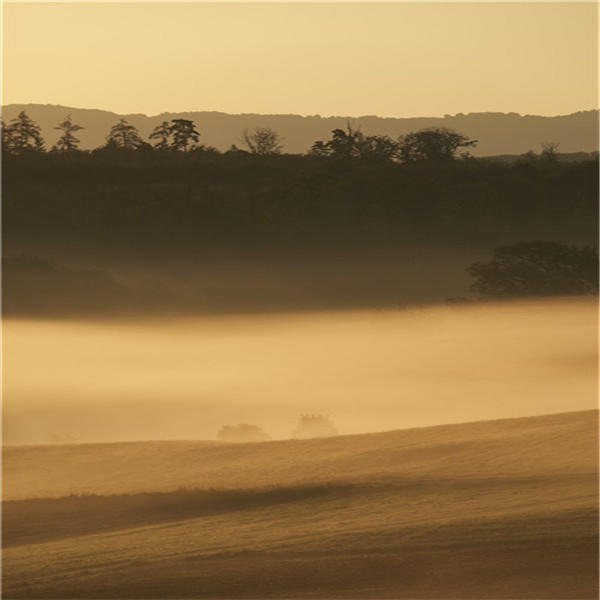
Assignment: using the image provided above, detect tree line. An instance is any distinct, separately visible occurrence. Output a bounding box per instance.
[2,110,489,163]
[2,111,597,315]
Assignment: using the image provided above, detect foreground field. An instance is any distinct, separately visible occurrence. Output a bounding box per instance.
[3,410,598,598]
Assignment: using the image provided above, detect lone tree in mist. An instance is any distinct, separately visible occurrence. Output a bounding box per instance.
[2,111,45,154]
[291,415,338,439]
[52,115,84,153]
[242,127,283,155]
[169,119,201,151]
[398,127,477,162]
[467,241,598,298]
[105,118,145,150]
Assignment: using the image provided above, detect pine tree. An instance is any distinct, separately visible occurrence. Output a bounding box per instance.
[3,111,45,154]
[149,121,172,151]
[106,118,144,150]
[168,119,200,151]
[52,115,84,153]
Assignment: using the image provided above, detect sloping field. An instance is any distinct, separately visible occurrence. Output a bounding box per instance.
[3,410,599,598]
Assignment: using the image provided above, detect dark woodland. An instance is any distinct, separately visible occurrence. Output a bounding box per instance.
[3,112,598,316]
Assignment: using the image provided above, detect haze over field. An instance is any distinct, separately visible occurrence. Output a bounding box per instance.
[2,1,598,597]
[4,297,597,446]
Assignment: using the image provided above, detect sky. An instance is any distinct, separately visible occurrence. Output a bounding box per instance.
[2,2,598,118]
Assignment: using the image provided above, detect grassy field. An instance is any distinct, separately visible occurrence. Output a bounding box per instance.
[3,409,598,598]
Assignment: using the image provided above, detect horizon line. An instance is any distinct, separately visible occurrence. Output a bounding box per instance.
[3,102,599,121]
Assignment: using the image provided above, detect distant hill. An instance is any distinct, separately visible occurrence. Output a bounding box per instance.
[3,104,598,155]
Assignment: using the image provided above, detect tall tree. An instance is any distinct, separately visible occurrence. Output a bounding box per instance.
[242,127,283,155]
[149,121,172,151]
[52,115,84,153]
[168,119,200,151]
[106,118,144,150]
[3,111,45,154]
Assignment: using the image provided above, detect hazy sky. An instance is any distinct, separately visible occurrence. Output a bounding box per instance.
[2,2,597,117]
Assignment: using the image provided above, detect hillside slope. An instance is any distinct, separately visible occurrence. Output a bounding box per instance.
[3,410,598,598]
[4,409,598,500]
[3,104,598,155]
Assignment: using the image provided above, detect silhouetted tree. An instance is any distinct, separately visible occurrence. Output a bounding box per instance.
[168,119,200,151]
[242,127,283,155]
[106,118,144,150]
[2,111,45,154]
[361,134,401,161]
[310,122,399,161]
[398,127,477,163]
[149,121,172,151]
[467,241,598,298]
[310,123,362,159]
[52,115,84,153]
[540,142,560,164]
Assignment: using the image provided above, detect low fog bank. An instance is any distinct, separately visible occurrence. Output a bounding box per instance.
[3,297,596,446]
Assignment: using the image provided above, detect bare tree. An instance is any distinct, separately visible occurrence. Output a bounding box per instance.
[242,127,283,155]
[540,141,560,163]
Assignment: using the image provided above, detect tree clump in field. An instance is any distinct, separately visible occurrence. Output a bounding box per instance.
[217,424,270,443]
[467,241,599,298]
[291,415,338,439]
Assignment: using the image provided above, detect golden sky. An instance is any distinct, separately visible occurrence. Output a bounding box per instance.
[2,2,597,117]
